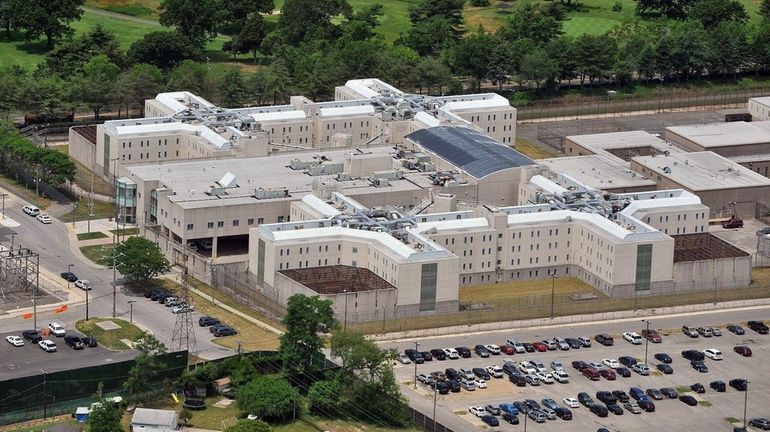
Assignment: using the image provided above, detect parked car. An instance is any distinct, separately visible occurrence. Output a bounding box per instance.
[213,326,237,337]
[554,407,572,420]
[553,370,570,383]
[704,348,723,360]
[22,204,40,216]
[74,280,91,290]
[417,373,432,384]
[455,346,472,358]
[710,380,726,392]
[638,399,656,412]
[430,348,447,360]
[447,380,460,392]
[519,362,537,374]
[619,356,637,367]
[646,388,664,400]
[629,387,648,401]
[486,365,504,378]
[599,369,616,380]
[582,367,600,380]
[624,402,642,414]
[23,330,42,343]
[165,297,184,307]
[38,340,57,352]
[499,403,518,416]
[60,272,78,282]
[47,322,65,337]
[682,325,699,338]
[602,358,620,369]
[64,336,84,350]
[749,418,770,430]
[657,364,673,374]
[572,360,588,371]
[729,378,748,391]
[405,349,424,364]
[529,360,547,373]
[172,304,194,314]
[499,344,515,355]
[563,397,580,408]
[682,350,705,361]
[691,361,709,373]
[485,404,501,416]
[442,348,459,359]
[721,216,743,228]
[554,337,570,350]
[198,316,220,327]
[606,404,623,415]
[727,323,745,335]
[502,362,519,377]
[469,406,486,417]
[632,364,650,375]
[615,367,631,378]
[473,344,490,358]
[480,415,498,427]
[528,410,546,423]
[32,212,49,223]
[531,342,548,352]
[734,345,752,357]
[430,381,449,394]
[501,412,519,424]
[565,338,582,349]
[711,327,722,336]
[595,334,614,346]
[641,328,663,343]
[654,353,672,363]
[747,320,769,334]
[578,392,594,406]
[5,335,24,346]
[623,332,643,344]
[679,395,698,406]
[696,326,714,337]
[536,371,554,384]
[460,368,476,380]
[596,391,617,404]
[472,367,490,380]
[524,374,541,386]
[431,371,446,382]
[460,380,476,391]
[577,336,592,347]
[522,343,535,352]
[445,368,459,380]
[612,390,630,403]
[660,388,679,399]
[420,351,433,362]
[551,360,565,371]
[484,344,501,355]
[691,383,706,393]
[509,374,526,386]
[590,404,609,417]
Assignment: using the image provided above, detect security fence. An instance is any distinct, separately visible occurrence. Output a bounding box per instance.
[0,350,188,425]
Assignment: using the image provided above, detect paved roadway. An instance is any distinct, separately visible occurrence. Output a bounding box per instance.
[382,306,770,432]
[0,195,234,364]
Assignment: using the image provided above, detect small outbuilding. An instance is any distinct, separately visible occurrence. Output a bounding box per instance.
[75,407,90,423]
[213,377,231,394]
[130,408,179,432]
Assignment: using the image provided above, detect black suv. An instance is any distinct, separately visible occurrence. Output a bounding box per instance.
[747,321,769,334]
[404,349,424,364]
[596,391,618,404]
[420,351,433,361]
[509,374,526,386]
[578,392,594,407]
[455,347,472,358]
[198,316,220,327]
[595,334,614,346]
[612,390,629,403]
[82,336,98,347]
[590,404,609,417]
[473,345,490,358]
[710,381,726,392]
[682,350,705,361]
[23,330,42,343]
[729,379,748,391]
[473,367,491,380]
[445,368,460,381]
[430,349,446,360]
[619,356,637,367]
[64,336,84,350]
[213,326,237,337]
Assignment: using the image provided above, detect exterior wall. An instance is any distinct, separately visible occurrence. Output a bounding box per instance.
[563,138,596,157]
[737,159,770,178]
[673,256,752,291]
[633,206,710,236]
[68,128,96,171]
[749,99,770,121]
[262,119,314,147]
[455,107,517,145]
[426,228,499,284]
[144,99,176,118]
[477,169,522,206]
[316,115,374,148]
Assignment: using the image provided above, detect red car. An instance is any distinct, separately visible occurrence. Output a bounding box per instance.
[532,342,548,352]
[500,344,515,355]
[641,329,662,343]
[722,216,743,229]
[734,345,752,357]
[599,369,616,380]
[582,367,600,381]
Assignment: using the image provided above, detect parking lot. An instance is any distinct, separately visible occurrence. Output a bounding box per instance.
[392,316,770,431]
[0,330,135,379]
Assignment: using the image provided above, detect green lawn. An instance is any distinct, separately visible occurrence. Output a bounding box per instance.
[80,244,116,266]
[60,198,115,222]
[110,227,140,236]
[77,231,108,241]
[76,317,146,350]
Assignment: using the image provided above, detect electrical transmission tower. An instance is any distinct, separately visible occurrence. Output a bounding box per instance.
[0,247,39,303]
[171,266,197,354]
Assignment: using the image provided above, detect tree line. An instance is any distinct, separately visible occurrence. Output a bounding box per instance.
[3,0,770,122]
[0,121,75,186]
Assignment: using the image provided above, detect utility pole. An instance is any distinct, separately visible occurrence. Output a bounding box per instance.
[432,386,439,431]
[343,289,349,332]
[1,193,7,219]
[88,169,94,233]
[85,288,89,321]
[549,270,557,319]
[642,319,651,366]
[67,264,73,291]
[413,341,420,389]
[743,379,750,429]
[112,242,117,318]
[111,156,120,320]
[128,300,136,324]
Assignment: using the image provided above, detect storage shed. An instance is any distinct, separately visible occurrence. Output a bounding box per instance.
[130,408,179,432]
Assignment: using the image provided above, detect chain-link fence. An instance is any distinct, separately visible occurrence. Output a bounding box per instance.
[406,406,454,432]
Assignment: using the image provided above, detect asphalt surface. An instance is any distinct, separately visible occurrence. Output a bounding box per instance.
[385,307,770,432]
[0,195,234,361]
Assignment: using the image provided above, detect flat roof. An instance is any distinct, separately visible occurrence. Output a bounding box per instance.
[632,151,770,191]
[539,155,657,190]
[750,96,770,106]
[125,146,436,209]
[565,130,672,151]
[250,110,306,122]
[279,265,396,294]
[415,217,490,233]
[407,126,534,179]
[673,233,750,263]
[112,122,230,149]
[666,121,770,148]
[506,209,666,241]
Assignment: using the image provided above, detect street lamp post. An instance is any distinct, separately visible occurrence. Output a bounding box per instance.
[71,202,78,228]
[85,288,89,321]
[432,386,438,431]
[642,319,651,366]
[111,156,120,318]
[0,193,7,219]
[549,270,557,319]
[67,264,73,291]
[10,233,16,251]
[413,341,420,389]
[743,379,751,429]
[128,300,136,324]
[343,289,349,332]
[32,297,37,330]
[523,405,528,432]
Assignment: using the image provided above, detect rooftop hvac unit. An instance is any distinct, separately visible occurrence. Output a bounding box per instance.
[372,178,390,187]
[337,172,352,181]
[253,187,289,200]
[417,162,436,172]
[369,170,403,181]
[290,159,314,170]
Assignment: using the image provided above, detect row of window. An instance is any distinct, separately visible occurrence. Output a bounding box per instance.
[121,138,178,149]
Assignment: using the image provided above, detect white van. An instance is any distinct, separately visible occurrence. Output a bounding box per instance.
[23,205,40,216]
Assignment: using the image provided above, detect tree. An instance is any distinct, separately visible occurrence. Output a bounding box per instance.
[116,63,165,116]
[169,60,210,95]
[279,294,336,381]
[114,237,171,282]
[519,47,559,91]
[159,0,220,47]
[236,376,300,420]
[689,0,747,27]
[634,0,695,19]
[0,0,13,38]
[225,420,271,432]
[45,25,124,76]
[443,30,495,90]
[574,33,617,85]
[11,0,84,48]
[124,334,167,402]
[16,75,68,116]
[751,24,770,74]
[307,377,344,416]
[76,54,120,120]
[128,31,201,69]
[706,20,748,78]
[218,0,274,34]
[0,66,25,118]
[226,13,266,64]
[218,67,247,107]
[87,384,123,432]
[415,56,451,95]
[278,0,352,44]
[497,2,565,45]
[401,0,465,55]
[762,0,770,21]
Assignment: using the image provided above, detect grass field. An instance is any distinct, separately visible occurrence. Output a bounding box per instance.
[61,198,115,222]
[77,231,108,241]
[80,244,116,266]
[75,317,146,350]
[459,277,596,303]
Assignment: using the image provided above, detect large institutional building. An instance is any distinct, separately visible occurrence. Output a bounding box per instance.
[68,82,765,321]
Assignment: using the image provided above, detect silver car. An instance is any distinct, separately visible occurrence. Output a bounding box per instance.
[554,337,570,350]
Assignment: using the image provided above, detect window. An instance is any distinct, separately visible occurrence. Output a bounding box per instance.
[207,222,214,229]
[248,218,254,225]
[186,224,193,230]
[217,221,224,228]
[258,217,264,224]
[232,220,239,227]
[277,216,284,222]
[635,244,653,292]
[419,263,437,312]
[352,247,358,253]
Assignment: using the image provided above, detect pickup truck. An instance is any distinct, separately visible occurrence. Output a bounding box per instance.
[721,216,743,229]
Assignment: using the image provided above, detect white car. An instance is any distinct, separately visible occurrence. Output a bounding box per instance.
[36,213,52,224]
[397,354,411,364]
[172,304,194,313]
[469,406,486,417]
[529,360,547,373]
[563,397,580,408]
[506,339,526,353]
[417,373,431,384]
[524,374,540,386]
[518,362,537,374]
[442,348,459,359]
[588,362,605,371]
[39,340,57,352]
[703,349,723,360]
[536,371,554,384]
[623,332,643,344]
[553,370,570,383]
[484,344,501,355]
[48,322,65,337]
[602,358,620,369]
[551,360,564,371]
[22,205,40,216]
[486,365,504,378]
[475,378,487,389]
[577,336,592,347]
[5,335,24,346]
[74,279,91,290]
